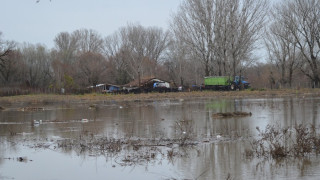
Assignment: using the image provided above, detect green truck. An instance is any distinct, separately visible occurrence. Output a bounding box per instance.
[204,76,250,90]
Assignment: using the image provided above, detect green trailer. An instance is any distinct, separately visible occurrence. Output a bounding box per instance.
[204,76,233,90]
[204,76,250,90]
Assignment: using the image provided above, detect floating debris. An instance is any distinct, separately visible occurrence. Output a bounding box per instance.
[19,132,34,136]
[0,106,4,111]
[212,112,252,118]
[81,119,89,123]
[33,120,42,125]
[17,157,29,162]
[88,104,97,109]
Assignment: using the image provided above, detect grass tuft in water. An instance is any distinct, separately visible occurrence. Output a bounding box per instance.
[249,124,320,159]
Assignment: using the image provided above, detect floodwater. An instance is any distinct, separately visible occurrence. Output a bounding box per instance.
[1,97,320,180]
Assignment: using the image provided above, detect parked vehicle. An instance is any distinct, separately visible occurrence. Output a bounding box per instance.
[153,82,171,92]
[204,76,250,90]
[153,82,170,89]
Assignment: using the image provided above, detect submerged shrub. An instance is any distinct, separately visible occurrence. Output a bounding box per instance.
[250,124,320,159]
[293,124,314,156]
[174,119,195,146]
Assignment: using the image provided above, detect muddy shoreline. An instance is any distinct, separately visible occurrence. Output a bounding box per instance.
[0,89,319,107]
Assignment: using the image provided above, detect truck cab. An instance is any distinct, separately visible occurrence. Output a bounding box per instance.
[234,76,250,89]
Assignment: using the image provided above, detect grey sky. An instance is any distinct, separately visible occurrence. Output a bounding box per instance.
[2,0,182,48]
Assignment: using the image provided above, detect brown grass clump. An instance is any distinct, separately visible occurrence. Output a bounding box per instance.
[250,124,320,159]
[48,132,200,166]
[212,112,252,118]
[167,149,175,160]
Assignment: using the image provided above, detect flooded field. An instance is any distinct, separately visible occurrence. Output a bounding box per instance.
[1,96,320,180]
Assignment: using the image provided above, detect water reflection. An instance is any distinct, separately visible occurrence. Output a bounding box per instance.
[1,97,320,179]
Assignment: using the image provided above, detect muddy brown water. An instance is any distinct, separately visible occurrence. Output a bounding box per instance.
[1,97,320,180]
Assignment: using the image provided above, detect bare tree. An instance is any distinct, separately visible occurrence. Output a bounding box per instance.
[20,43,52,88]
[104,33,132,84]
[213,0,230,76]
[54,31,79,63]
[212,0,268,78]
[276,0,320,87]
[171,0,268,78]
[0,50,21,85]
[105,23,170,85]
[75,52,107,87]
[165,38,193,87]
[0,32,18,84]
[265,19,300,88]
[53,31,81,89]
[171,0,216,76]
[73,29,104,54]
[144,27,170,65]
[50,50,76,89]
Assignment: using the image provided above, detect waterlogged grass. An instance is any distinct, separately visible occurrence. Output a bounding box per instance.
[15,119,201,167]
[247,124,320,159]
[19,123,320,167]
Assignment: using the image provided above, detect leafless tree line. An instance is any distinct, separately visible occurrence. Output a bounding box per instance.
[0,0,319,90]
[169,0,268,86]
[265,0,320,88]
[0,26,170,90]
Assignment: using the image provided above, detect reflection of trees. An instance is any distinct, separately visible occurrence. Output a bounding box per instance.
[174,142,244,179]
[174,141,320,179]
[311,99,318,128]
[112,102,169,138]
[280,97,319,128]
[205,99,251,139]
[206,99,234,113]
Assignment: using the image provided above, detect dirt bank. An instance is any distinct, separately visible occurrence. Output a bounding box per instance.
[0,89,319,106]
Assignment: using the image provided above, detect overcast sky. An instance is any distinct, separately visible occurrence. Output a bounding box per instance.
[2,0,182,48]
